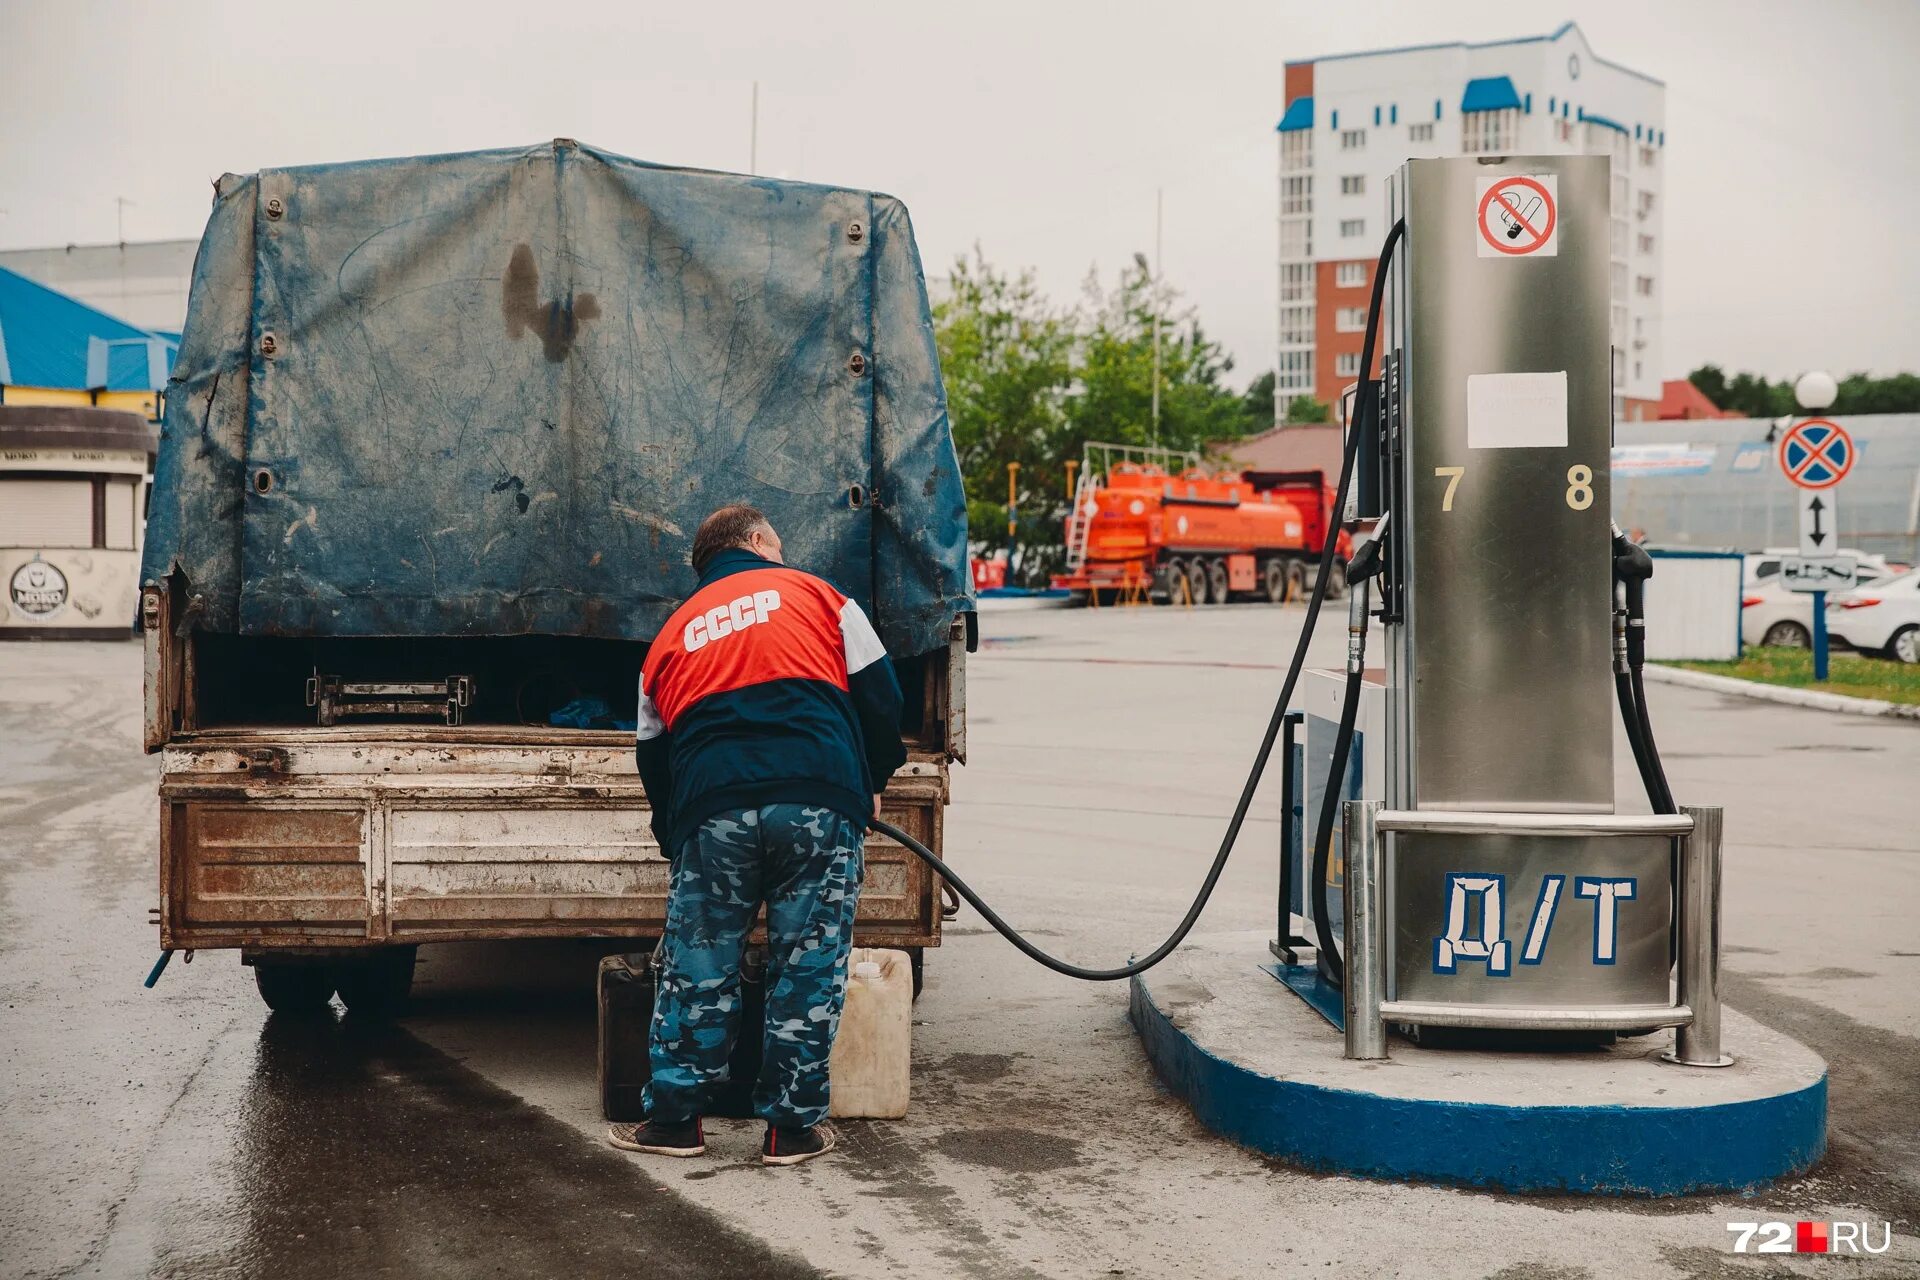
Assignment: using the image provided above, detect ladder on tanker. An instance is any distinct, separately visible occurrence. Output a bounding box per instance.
[1064,468,1096,575]
[1064,441,1205,577]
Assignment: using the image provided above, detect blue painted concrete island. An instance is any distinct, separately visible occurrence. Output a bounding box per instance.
[1129,976,1827,1196]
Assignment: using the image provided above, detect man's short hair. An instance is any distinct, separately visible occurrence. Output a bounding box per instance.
[690,504,772,573]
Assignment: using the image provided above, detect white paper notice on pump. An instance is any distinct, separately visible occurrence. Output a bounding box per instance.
[1466,371,1569,450]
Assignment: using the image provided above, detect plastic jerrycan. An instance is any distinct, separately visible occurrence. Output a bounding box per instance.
[829,947,913,1118]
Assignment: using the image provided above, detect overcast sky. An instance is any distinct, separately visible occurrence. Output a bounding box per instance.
[3,0,1915,385]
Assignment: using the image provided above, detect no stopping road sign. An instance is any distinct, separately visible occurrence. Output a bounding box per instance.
[1778,419,1854,490]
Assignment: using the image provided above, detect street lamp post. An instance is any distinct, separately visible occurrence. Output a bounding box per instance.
[1151,188,1162,448]
[1795,371,1839,681]
[1006,461,1020,575]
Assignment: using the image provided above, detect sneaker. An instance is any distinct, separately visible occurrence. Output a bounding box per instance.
[762,1121,837,1167]
[607,1116,706,1157]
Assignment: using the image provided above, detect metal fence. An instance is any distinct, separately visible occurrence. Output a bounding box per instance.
[1613,414,1920,565]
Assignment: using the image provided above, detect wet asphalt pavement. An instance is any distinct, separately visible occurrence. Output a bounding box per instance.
[3,618,1917,1278]
[0,643,816,1280]
[120,1016,813,1279]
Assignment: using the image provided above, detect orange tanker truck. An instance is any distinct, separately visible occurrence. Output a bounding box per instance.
[1052,442,1350,605]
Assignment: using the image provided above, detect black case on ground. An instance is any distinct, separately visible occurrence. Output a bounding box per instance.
[597,947,767,1122]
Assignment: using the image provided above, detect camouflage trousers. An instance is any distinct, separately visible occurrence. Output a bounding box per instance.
[645,804,864,1128]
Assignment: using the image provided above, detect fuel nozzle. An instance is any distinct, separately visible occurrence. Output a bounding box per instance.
[1344,513,1389,674]
[1347,511,1389,585]
[1610,523,1654,671]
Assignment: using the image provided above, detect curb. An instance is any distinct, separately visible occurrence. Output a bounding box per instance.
[1129,973,1829,1196]
[1645,664,1920,721]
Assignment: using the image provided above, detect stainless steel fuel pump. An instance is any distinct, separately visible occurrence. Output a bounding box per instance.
[1337,155,1727,1065]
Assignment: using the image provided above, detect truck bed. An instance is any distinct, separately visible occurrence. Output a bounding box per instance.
[158,731,948,950]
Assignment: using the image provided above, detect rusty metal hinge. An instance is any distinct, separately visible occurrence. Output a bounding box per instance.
[244,747,289,774]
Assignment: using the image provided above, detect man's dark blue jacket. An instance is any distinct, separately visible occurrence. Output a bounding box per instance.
[634,548,907,856]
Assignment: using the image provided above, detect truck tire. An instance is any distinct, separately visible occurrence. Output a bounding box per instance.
[253,961,336,1015]
[1206,558,1229,605]
[334,946,418,1019]
[1156,558,1179,603]
[1154,559,1182,604]
[1263,559,1287,603]
[1285,559,1307,602]
[1323,561,1347,600]
[1183,559,1208,607]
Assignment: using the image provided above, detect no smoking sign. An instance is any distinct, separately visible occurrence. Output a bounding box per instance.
[1477,174,1558,258]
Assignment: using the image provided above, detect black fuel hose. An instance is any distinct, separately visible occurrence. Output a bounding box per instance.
[868,224,1406,983]
[1611,534,1676,816]
[1616,670,1667,812]
[1630,660,1681,969]
[1303,218,1407,987]
[1611,530,1680,975]
[867,458,1345,982]
[1629,667,1676,815]
[1307,650,1366,985]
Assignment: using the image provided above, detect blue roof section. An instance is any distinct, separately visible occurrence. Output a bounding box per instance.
[1461,76,1524,113]
[1584,113,1629,133]
[0,266,175,392]
[1284,20,1663,87]
[1276,95,1314,132]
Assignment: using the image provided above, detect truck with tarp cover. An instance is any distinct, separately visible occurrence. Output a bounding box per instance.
[140,140,972,1012]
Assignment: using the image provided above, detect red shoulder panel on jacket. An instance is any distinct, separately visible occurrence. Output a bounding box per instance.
[643,568,849,727]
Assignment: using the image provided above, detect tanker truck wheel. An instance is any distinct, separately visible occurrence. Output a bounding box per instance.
[1263,559,1287,604]
[1206,558,1229,605]
[1183,559,1208,607]
[1154,559,1182,604]
[1285,560,1307,602]
[1323,561,1347,600]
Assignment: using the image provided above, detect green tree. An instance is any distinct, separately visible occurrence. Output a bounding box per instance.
[1690,365,1920,417]
[934,247,1276,586]
[1687,364,1728,409]
[1282,393,1330,424]
[1834,372,1920,415]
[1240,370,1277,434]
[932,248,1075,580]
[1723,372,1794,418]
[1067,254,1248,456]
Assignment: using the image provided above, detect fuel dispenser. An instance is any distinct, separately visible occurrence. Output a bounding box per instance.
[1319,155,1725,1065]
[873,154,1727,1070]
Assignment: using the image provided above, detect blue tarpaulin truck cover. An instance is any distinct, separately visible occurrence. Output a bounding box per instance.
[141,140,970,656]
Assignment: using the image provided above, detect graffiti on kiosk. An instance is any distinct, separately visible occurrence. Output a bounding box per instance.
[10,557,70,619]
[1433,872,1638,975]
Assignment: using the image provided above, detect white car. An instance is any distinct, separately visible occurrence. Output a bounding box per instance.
[1741,561,1898,649]
[1825,569,1920,664]
[1743,547,1899,586]
[1743,579,1815,648]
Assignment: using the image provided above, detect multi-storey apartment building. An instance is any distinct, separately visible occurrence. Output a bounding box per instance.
[1276,21,1665,421]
